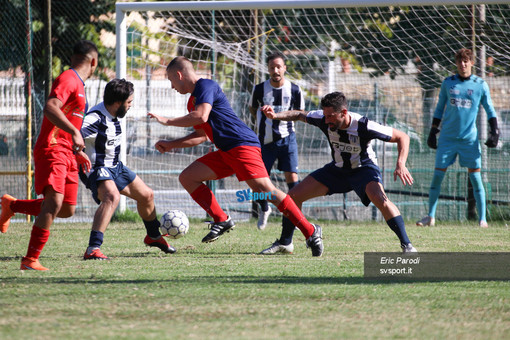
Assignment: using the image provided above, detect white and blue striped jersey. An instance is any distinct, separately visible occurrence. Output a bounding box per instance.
[250,79,304,144]
[81,102,122,170]
[434,74,497,142]
[306,110,393,169]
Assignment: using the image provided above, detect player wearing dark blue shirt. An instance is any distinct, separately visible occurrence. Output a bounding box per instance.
[148,56,324,256]
[259,91,417,255]
[417,48,499,228]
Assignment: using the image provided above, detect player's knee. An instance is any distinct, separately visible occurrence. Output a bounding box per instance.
[101,190,121,206]
[57,205,75,218]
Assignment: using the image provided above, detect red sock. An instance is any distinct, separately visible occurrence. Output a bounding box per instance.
[11,198,43,216]
[190,184,228,222]
[277,195,314,239]
[25,226,50,260]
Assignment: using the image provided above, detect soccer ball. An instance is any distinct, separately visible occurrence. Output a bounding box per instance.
[160,210,189,239]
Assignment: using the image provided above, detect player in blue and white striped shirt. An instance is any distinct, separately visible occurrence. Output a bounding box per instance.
[260,91,417,255]
[249,52,305,230]
[417,48,499,228]
[81,79,175,260]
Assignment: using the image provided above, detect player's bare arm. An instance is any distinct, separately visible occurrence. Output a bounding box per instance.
[261,105,308,122]
[44,97,85,151]
[149,103,211,128]
[389,128,414,186]
[154,129,208,154]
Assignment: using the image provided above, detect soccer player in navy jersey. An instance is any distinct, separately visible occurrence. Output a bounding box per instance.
[416,48,499,228]
[260,91,417,254]
[148,56,324,256]
[80,79,175,260]
[249,52,304,230]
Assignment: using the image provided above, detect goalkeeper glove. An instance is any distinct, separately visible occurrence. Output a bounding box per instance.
[427,127,440,149]
[485,117,499,148]
[485,128,499,148]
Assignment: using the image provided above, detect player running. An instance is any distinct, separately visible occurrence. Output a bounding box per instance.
[0,40,97,270]
[148,56,324,256]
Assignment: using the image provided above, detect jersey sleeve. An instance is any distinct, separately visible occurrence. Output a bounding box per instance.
[305,110,325,127]
[433,79,448,120]
[481,81,498,120]
[81,111,101,140]
[365,119,393,142]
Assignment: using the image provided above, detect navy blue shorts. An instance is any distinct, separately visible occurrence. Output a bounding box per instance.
[309,162,383,206]
[261,133,299,174]
[86,162,136,204]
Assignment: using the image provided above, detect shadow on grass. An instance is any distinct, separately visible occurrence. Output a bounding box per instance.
[1,274,508,285]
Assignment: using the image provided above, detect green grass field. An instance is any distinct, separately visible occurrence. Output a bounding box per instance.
[1,219,509,339]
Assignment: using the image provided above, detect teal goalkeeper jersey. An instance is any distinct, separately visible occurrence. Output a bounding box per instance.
[433,74,497,141]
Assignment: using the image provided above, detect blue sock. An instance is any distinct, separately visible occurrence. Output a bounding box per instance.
[428,169,446,218]
[469,172,487,222]
[144,218,161,238]
[287,181,299,191]
[386,215,411,246]
[279,216,296,246]
[88,230,104,248]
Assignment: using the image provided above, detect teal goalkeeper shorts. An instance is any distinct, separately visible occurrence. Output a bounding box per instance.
[435,138,481,169]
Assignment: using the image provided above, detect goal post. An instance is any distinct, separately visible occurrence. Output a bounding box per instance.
[113,0,510,222]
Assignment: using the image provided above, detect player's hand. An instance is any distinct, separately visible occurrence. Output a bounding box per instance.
[394,164,414,186]
[155,140,173,154]
[261,105,276,119]
[147,112,168,125]
[71,130,85,152]
[427,127,440,149]
[485,128,499,148]
[75,151,91,173]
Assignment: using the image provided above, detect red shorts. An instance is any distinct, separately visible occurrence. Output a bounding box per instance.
[34,148,79,205]
[196,145,268,181]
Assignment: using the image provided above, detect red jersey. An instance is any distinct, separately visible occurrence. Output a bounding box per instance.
[34,69,87,153]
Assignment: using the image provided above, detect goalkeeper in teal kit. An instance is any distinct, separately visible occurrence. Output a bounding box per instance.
[417,48,499,228]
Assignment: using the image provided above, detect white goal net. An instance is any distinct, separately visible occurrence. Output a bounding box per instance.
[108,0,510,223]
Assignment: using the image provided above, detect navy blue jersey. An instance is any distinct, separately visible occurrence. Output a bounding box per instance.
[250,79,304,144]
[306,110,393,169]
[190,79,260,151]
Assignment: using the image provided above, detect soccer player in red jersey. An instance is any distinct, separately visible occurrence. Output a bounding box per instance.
[148,56,324,256]
[0,40,98,270]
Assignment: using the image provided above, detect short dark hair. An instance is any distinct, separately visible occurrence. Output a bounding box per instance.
[73,40,98,57]
[455,48,474,63]
[267,51,286,64]
[103,78,134,106]
[166,56,192,72]
[320,92,347,112]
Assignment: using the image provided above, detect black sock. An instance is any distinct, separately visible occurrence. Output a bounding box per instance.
[257,199,269,212]
[279,216,296,246]
[144,217,161,238]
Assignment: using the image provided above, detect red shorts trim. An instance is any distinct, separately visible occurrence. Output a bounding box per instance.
[196,146,268,181]
[34,149,79,205]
